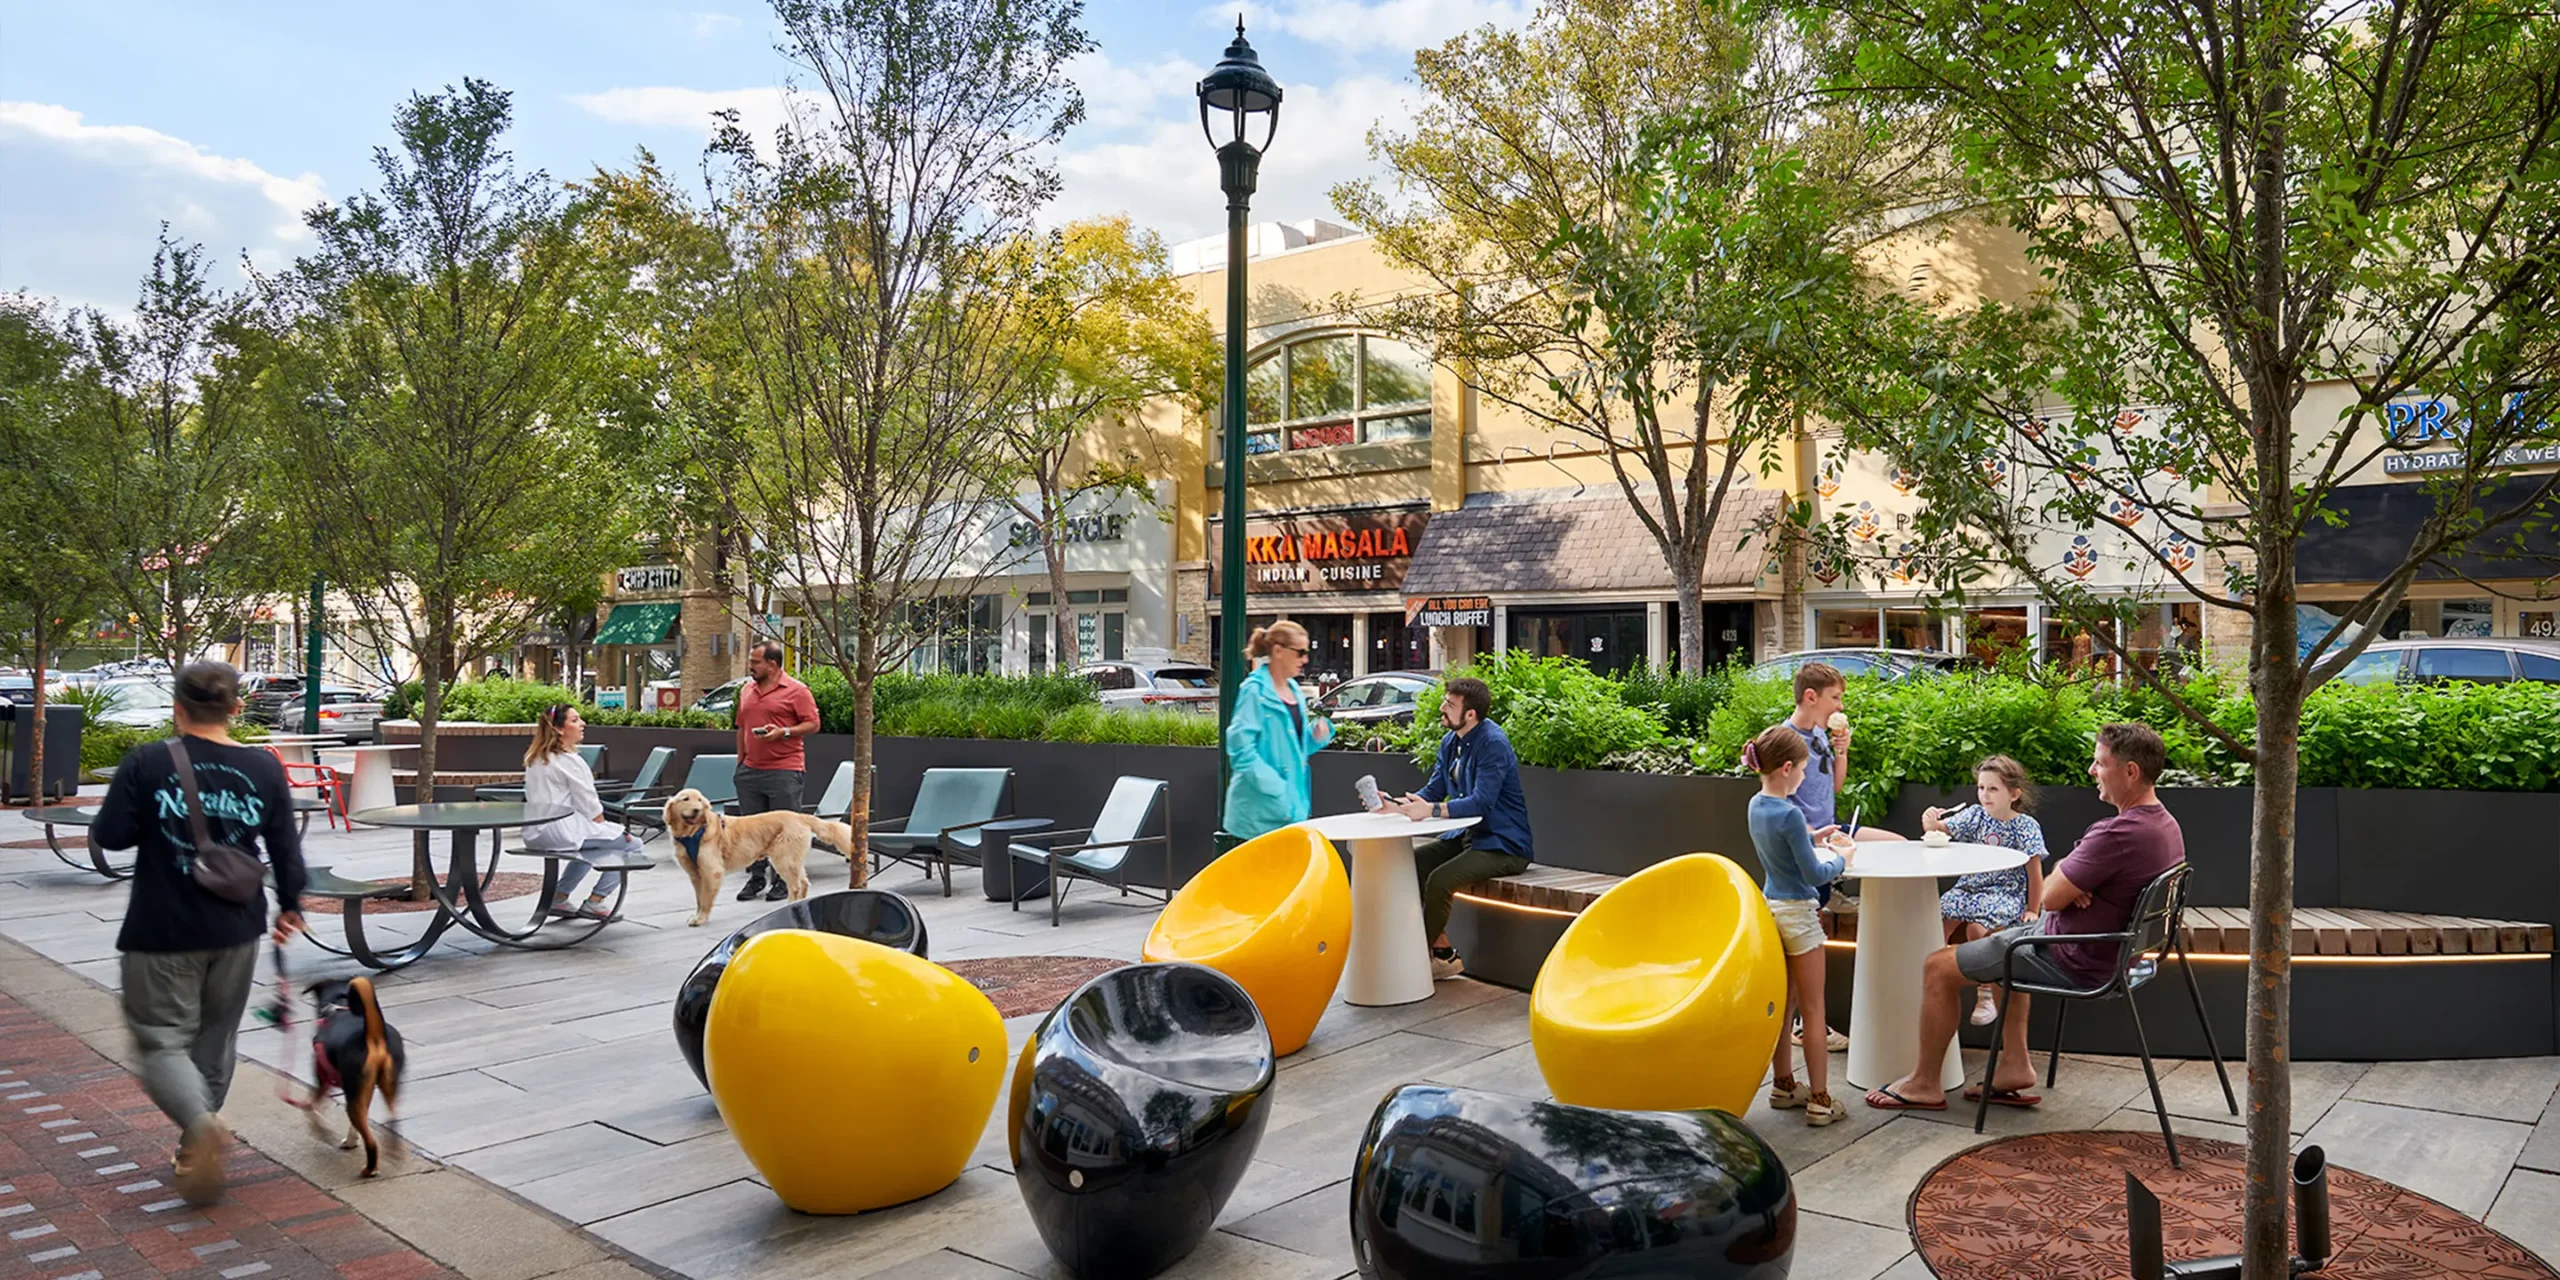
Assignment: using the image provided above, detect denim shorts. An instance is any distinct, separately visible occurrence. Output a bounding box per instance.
[1768,898,1826,957]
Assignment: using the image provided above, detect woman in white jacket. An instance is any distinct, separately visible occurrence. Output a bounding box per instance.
[523,705,642,918]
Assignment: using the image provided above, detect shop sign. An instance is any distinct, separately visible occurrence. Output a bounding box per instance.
[1007,512,1128,549]
[2381,390,2556,473]
[1405,595,1492,628]
[616,564,684,594]
[2385,442,2560,475]
[1212,510,1426,594]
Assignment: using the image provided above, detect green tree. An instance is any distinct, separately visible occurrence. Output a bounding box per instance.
[1815,0,2560,1269]
[0,296,113,801]
[997,216,1214,670]
[259,80,640,893]
[1334,0,1944,671]
[692,0,1089,858]
[61,231,295,669]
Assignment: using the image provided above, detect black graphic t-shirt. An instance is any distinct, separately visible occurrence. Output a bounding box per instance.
[96,737,308,953]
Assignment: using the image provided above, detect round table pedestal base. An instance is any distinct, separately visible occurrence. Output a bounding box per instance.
[1844,876,1968,1092]
[1343,836,1434,1007]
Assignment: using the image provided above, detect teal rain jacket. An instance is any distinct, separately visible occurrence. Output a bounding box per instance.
[1222,663,1329,839]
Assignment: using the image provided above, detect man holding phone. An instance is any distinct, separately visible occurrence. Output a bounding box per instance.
[733,640,823,901]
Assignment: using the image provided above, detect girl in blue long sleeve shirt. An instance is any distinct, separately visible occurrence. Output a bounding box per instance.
[1746,722,1854,1126]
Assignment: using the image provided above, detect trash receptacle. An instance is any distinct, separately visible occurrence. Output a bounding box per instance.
[1,703,85,803]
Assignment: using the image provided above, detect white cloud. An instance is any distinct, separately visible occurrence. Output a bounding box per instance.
[1069,50,1204,131]
[0,102,326,311]
[689,10,742,39]
[1052,72,1414,243]
[567,85,799,152]
[1224,0,1532,55]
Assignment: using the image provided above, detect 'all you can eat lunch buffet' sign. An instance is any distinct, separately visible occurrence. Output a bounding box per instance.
[1212,511,1428,594]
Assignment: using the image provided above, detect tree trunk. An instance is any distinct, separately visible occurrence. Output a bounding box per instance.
[410,622,444,901]
[2242,566,2302,1280]
[1046,539,1075,674]
[1674,570,1704,674]
[27,623,49,806]
[850,640,876,879]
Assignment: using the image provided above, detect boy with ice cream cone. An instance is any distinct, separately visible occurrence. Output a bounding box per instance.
[1774,662,1906,1052]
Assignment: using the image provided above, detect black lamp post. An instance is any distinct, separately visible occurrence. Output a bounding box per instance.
[1199,20,1280,842]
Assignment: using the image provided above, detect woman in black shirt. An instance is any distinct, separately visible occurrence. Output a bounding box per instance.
[95,661,306,1206]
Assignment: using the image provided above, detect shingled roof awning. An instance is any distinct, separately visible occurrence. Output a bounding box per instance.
[1401,487,1783,598]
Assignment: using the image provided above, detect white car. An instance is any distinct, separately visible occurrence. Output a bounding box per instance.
[1077,662,1219,712]
[94,677,177,729]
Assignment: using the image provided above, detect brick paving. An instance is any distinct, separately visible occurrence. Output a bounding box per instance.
[0,992,453,1280]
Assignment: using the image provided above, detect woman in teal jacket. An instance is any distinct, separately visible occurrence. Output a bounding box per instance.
[1223,620,1333,839]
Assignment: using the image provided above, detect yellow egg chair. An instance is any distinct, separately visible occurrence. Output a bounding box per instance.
[1143,825,1350,1056]
[706,929,1006,1214]
[1529,853,1787,1116]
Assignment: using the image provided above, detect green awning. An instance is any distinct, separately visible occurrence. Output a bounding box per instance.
[596,602,680,646]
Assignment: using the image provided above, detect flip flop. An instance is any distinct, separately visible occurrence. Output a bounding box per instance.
[1962,1085,2044,1108]
[1864,1086,1948,1112]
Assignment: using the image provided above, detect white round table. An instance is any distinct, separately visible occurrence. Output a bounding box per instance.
[262,732,348,767]
[1298,811,1481,1007]
[317,743,416,816]
[1839,839,2032,1091]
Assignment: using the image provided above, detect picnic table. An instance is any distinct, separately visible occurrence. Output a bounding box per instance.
[341,802,650,964]
[25,797,328,882]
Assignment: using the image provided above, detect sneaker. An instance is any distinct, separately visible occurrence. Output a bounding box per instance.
[1971,992,2001,1026]
[1767,1078,1811,1110]
[1831,892,1861,915]
[735,873,769,901]
[1430,953,1466,982]
[174,1114,229,1207]
[763,878,789,901]
[1805,1093,1845,1127]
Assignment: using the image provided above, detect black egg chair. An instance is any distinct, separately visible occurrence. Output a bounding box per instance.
[1350,1085,1795,1280]
[672,889,928,1089]
[1009,961,1275,1279]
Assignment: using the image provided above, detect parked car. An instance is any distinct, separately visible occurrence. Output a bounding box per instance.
[1747,648,1967,682]
[2328,637,2560,687]
[94,677,176,729]
[0,670,32,706]
[692,678,747,721]
[1313,671,1442,726]
[1078,661,1219,712]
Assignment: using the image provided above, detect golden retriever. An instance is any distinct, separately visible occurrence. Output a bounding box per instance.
[662,788,864,926]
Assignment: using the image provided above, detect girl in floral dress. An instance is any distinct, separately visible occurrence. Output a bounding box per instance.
[1926,755,2049,1026]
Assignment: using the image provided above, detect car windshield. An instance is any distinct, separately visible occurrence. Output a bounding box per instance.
[2332,650,2401,686]
[1150,668,1215,690]
[106,681,172,708]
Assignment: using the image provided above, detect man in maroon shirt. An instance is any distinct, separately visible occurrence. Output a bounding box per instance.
[733,640,823,901]
[1864,722,2184,1111]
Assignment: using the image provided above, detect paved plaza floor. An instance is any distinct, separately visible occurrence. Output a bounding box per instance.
[5,806,2558,1279]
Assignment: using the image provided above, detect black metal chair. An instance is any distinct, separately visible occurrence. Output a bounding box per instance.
[1973,861,2234,1167]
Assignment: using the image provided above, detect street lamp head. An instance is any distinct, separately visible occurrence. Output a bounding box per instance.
[1197,18,1281,157]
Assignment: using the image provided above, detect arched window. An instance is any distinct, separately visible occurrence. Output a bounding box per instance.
[1227,333,1434,455]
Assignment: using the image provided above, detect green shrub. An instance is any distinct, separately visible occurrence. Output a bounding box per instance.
[1040,705,1223,747]
[82,722,161,773]
[1618,662,1741,737]
[582,707,730,730]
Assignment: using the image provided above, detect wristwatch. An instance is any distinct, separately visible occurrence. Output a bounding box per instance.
[1433,801,1445,820]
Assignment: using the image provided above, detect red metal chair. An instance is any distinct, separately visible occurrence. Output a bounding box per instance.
[267,747,347,832]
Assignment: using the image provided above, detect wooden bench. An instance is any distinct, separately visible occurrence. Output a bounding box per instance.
[1457,867,2554,956]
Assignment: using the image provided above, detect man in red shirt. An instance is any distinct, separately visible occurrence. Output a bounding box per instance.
[733,640,823,901]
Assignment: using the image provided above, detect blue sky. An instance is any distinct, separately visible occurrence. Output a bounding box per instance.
[1,0,1528,314]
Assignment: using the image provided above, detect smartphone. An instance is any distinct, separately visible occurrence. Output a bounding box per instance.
[1845,808,1861,839]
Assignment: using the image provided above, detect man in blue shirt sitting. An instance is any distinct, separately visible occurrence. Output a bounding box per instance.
[1386,676,1534,981]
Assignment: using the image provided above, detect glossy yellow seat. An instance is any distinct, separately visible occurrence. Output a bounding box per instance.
[1143,826,1349,1055]
[706,929,1006,1214]
[1529,853,1786,1115]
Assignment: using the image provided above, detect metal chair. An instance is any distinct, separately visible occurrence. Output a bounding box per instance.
[1972,861,2234,1167]
[475,743,608,802]
[1007,777,1170,926]
[615,752,738,841]
[267,746,346,832]
[869,768,1012,895]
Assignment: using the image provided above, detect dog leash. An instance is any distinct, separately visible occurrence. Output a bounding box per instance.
[256,942,322,1111]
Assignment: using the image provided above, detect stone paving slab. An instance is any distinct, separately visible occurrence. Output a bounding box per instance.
[11,808,2560,1279]
[0,989,456,1280]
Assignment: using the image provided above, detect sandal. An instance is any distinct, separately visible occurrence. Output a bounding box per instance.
[1963,1085,2044,1108]
[1768,1078,1810,1110]
[1805,1092,1844,1127]
[1863,1086,1948,1112]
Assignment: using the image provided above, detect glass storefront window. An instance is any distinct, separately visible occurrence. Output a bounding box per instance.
[1882,608,1942,651]
[2441,598,2494,638]
[1222,333,1435,455]
[1963,607,2031,666]
[2044,613,2117,677]
[1363,337,1433,411]
[1814,608,1881,649]
[1245,353,1285,424]
[1289,336,1358,421]
[1512,608,1648,676]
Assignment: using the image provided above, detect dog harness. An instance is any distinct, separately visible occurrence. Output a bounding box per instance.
[675,829,705,865]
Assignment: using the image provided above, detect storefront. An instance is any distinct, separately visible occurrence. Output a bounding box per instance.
[898,484,1174,676]
[1400,487,1782,675]
[2296,473,2560,642]
[1206,504,1431,687]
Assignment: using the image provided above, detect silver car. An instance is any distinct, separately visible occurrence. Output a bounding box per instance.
[94,677,176,729]
[2327,637,2560,686]
[1078,662,1219,712]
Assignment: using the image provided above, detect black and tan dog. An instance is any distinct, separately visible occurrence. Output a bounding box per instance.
[303,976,405,1176]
